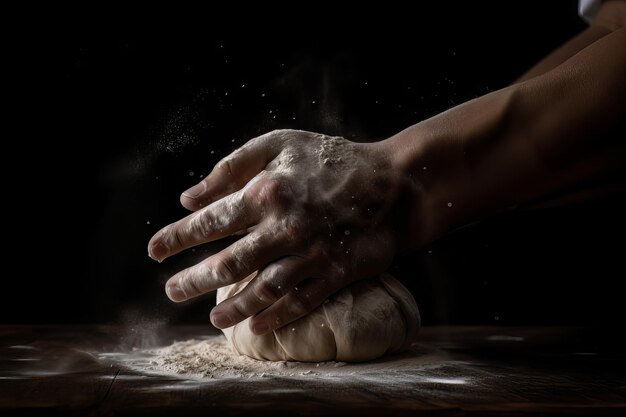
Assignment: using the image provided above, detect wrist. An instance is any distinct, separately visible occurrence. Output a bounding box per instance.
[373,123,470,250]
[375,85,522,248]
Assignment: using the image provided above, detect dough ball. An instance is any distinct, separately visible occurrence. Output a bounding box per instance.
[216,273,420,362]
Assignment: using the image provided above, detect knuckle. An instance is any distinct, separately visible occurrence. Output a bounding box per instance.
[247,173,293,210]
[269,128,284,137]
[212,257,237,284]
[178,271,203,297]
[288,293,312,317]
[171,225,185,247]
[241,177,263,205]
[258,175,283,204]
[185,276,203,297]
[279,216,307,242]
[253,130,282,148]
[252,280,281,304]
[269,128,291,139]
[215,157,234,176]
[230,300,249,319]
[187,212,213,238]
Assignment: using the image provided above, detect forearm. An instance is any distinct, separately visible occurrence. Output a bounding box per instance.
[380,28,626,249]
[516,0,626,83]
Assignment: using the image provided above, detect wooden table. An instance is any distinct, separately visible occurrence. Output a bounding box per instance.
[1,325,625,416]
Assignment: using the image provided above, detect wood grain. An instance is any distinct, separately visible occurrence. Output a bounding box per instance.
[1,325,625,416]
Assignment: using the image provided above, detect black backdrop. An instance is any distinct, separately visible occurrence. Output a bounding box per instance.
[7,3,625,327]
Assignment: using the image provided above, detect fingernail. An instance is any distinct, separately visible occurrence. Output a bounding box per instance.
[148,241,168,261]
[211,311,234,328]
[251,321,269,335]
[182,181,207,199]
[165,282,185,302]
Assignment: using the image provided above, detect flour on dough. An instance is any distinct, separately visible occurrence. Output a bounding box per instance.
[217,273,420,362]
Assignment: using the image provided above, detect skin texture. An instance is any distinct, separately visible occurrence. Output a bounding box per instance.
[149,130,414,334]
[149,3,626,335]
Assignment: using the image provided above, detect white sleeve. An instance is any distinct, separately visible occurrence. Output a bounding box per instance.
[579,0,602,23]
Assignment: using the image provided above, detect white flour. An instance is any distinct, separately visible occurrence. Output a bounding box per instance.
[116,337,346,379]
[103,335,460,383]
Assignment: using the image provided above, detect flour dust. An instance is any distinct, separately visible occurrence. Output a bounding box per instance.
[99,335,458,383]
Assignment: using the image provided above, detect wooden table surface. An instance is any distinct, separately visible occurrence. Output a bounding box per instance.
[1,325,625,416]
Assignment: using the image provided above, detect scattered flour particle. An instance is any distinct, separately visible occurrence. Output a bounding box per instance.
[146,221,151,225]
[189,171,194,176]
[447,202,453,207]
[291,328,295,332]
[344,230,350,236]
[211,150,215,154]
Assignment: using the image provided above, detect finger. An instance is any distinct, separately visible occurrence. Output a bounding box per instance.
[164,226,287,303]
[209,256,312,329]
[249,277,337,335]
[180,131,284,211]
[148,188,258,262]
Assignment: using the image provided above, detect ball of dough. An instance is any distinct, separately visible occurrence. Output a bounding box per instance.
[216,273,420,362]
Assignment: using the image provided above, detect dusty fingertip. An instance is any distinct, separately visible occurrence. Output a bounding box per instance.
[180,193,197,211]
[210,310,235,329]
[182,181,207,200]
[147,252,163,263]
[148,241,168,262]
[165,282,186,302]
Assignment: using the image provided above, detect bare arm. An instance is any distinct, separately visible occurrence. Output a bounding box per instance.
[382,27,626,248]
[149,17,625,334]
[516,0,626,82]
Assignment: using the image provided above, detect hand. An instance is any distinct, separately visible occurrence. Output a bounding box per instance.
[148,129,418,335]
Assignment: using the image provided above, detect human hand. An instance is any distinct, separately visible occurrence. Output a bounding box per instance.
[148,129,418,335]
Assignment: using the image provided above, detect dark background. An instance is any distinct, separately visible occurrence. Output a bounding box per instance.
[7,3,625,327]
